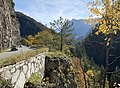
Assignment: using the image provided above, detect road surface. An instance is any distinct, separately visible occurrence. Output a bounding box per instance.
[0,46,34,59]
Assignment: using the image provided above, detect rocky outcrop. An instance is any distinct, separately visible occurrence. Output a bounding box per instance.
[42,56,77,88]
[0,0,20,51]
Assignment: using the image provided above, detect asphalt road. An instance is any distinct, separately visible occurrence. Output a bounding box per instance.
[0,46,34,59]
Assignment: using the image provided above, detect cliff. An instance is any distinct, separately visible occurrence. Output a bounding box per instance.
[41,53,77,88]
[0,0,20,51]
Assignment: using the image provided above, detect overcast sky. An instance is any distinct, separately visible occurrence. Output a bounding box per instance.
[14,0,90,26]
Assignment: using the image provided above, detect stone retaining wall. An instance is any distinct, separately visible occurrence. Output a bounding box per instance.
[0,53,45,88]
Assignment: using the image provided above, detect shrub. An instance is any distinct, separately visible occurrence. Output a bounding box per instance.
[0,76,13,88]
[28,73,42,84]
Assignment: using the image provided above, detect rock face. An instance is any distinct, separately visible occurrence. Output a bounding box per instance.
[42,56,77,88]
[0,0,20,51]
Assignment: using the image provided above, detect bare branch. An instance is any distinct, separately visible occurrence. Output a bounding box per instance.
[108,58,118,66]
[108,56,120,66]
[116,74,120,79]
[85,39,107,48]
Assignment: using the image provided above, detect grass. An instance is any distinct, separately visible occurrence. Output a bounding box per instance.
[0,48,67,68]
[28,73,42,84]
[46,51,66,59]
[0,47,49,68]
[0,48,11,54]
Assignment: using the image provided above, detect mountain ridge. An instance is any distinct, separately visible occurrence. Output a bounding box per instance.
[16,11,50,37]
[16,11,94,41]
[70,19,93,38]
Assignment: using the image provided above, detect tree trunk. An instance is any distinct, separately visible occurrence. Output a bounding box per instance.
[102,47,109,88]
[80,57,87,88]
[60,36,63,52]
[60,29,63,52]
[83,71,88,88]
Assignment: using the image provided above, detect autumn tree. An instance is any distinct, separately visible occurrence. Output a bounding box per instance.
[35,30,54,49]
[27,35,36,46]
[19,38,29,46]
[87,0,120,88]
[50,17,75,52]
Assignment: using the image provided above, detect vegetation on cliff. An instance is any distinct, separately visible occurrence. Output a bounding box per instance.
[42,53,77,88]
[0,76,13,88]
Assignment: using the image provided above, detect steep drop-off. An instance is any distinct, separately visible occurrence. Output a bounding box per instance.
[83,27,120,72]
[42,55,77,88]
[0,0,20,51]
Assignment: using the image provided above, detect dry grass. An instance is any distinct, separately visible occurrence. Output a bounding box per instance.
[46,51,65,58]
[0,48,11,54]
[0,48,49,68]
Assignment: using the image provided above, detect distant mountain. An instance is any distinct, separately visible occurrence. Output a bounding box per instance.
[70,19,93,38]
[16,12,49,37]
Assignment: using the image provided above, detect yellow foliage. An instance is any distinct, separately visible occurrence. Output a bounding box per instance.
[87,0,120,46]
[90,8,100,16]
[103,0,111,3]
[35,30,54,46]
[86,69,94,77]
[106,42,110,46]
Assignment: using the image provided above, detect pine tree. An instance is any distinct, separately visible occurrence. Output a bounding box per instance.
[50,17,75,52]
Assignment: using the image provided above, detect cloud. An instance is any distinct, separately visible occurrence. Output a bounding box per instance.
[14,0,90,26]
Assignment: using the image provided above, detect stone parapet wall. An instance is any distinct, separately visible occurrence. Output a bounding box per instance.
[0,53,45,88]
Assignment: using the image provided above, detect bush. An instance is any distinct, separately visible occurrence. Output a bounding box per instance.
[28,73,42,84]
[19,38,29,46]
[0,76,13,88]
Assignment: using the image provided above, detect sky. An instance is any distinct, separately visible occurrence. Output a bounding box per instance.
[14,0,91,26]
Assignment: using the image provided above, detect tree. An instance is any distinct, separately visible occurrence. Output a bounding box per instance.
[35,30,54,49]
[19,38,29,46]
[110,68,120,88]
[0,76,13,88]
[27,35,36,46]
[79,42,104,88]
[87,0,120,88]
[79,43,88,88]
[50,17,75,52]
